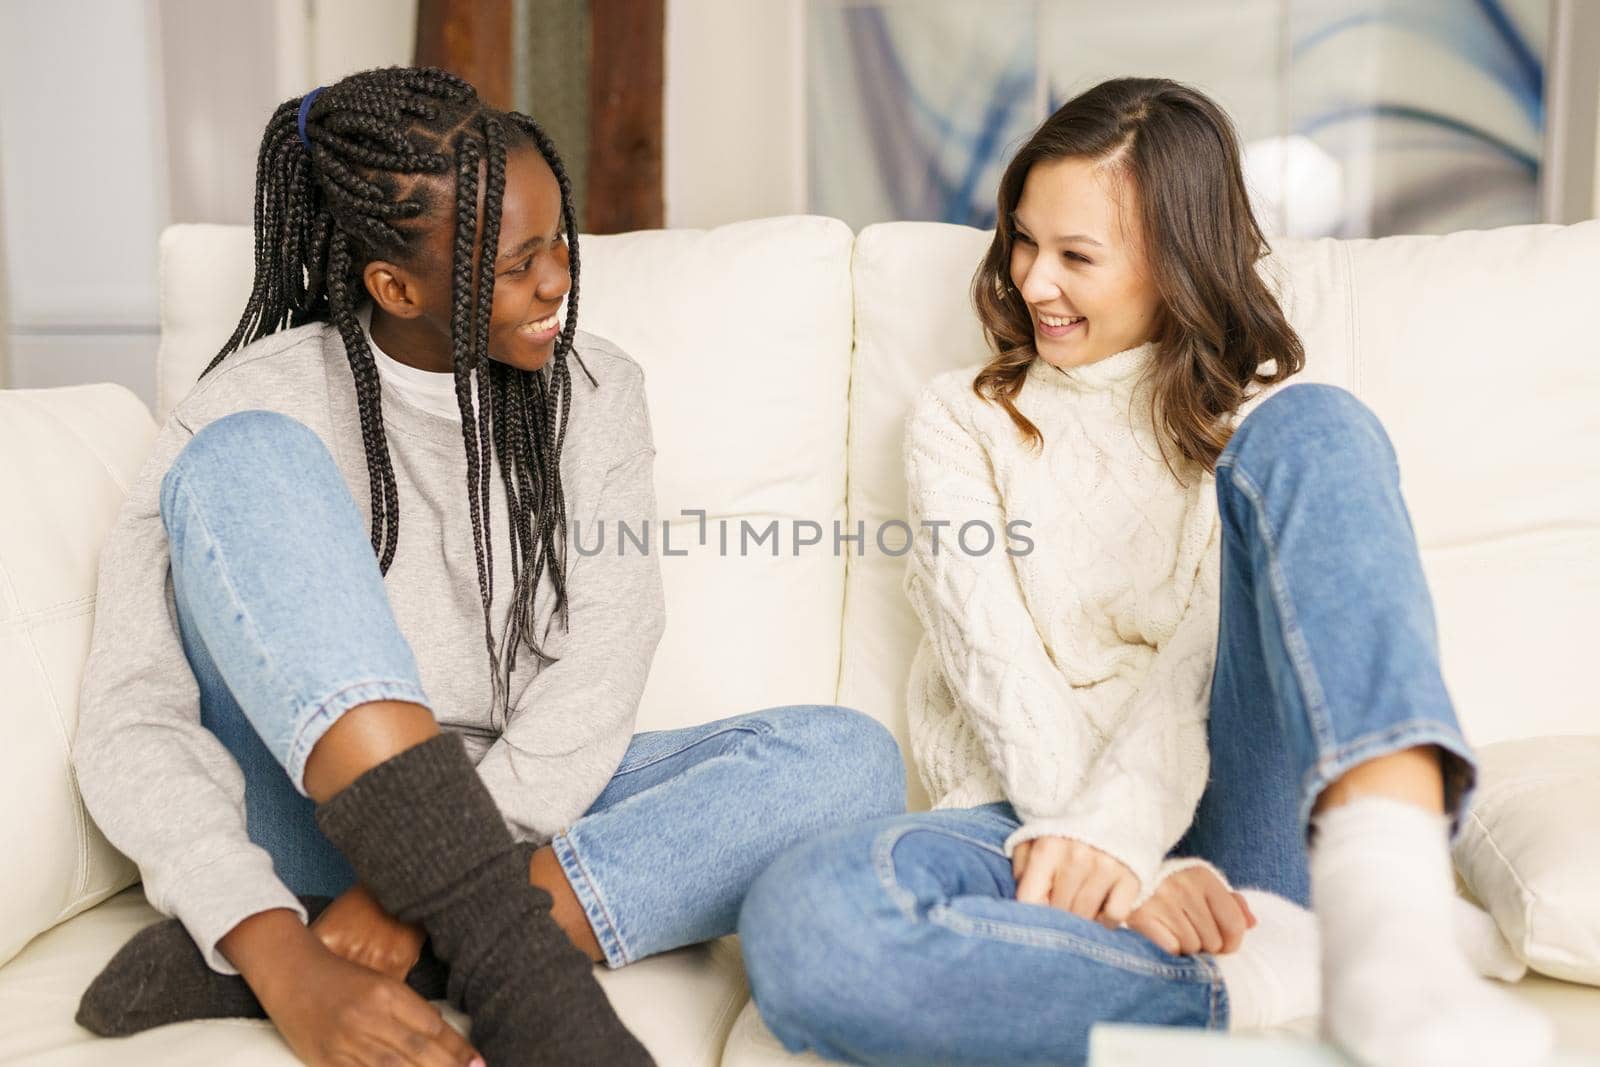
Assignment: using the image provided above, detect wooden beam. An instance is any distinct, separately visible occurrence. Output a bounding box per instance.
[586,0,664,232]
[414,0,514,112]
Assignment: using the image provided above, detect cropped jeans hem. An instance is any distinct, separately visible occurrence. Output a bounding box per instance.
[284,679,432,795]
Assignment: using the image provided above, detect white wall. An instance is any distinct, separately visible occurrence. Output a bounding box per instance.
[0,0,413,406]
[663,0,806,228]
[159,0,282,228]
[308,0,417,91]
[0,0,168,406]
[156,0,414,229]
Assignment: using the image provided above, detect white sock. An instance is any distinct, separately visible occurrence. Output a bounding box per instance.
[1310,795,1553,1067]
[1454,897,1527,982]
[1212,889,1321,1031]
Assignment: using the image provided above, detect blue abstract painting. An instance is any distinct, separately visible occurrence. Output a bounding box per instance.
[806,0,1550,237]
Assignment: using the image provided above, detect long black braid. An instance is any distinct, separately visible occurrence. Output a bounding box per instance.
[203,66,594,727]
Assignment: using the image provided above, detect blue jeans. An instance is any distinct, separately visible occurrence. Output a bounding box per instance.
[160,410,908,968]
[737,384,1480,1066]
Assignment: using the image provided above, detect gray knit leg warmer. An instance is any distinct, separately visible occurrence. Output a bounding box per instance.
[313,732,653,1066]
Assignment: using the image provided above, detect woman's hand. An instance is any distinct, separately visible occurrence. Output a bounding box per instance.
[224,909,481,1067]
[1126,865,1257,956]
[263,937,481,1067]
[1011,836,1141,926]
[311,883,426,982]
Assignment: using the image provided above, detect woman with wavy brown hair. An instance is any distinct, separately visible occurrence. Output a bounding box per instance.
[738,78,1551,1067]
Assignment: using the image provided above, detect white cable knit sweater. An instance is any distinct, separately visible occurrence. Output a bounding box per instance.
[903,341,1228,900]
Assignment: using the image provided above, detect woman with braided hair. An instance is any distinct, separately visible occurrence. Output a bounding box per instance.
[71,66,906,1067]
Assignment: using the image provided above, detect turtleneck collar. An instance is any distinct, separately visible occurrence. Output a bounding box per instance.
[1025,341,1157,395]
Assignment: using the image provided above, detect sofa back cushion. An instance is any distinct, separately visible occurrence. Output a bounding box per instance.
[0,386,150,966]
[842,220,1600,804]
[565,217,856,728]
[157,217,857,732]
[1331,222,1600,744]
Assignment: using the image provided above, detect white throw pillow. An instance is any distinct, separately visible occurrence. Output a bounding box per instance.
[1452,736,1600,985]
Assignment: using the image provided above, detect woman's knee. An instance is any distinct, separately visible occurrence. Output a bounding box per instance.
[738,824,904,1050]
[160,411,331,523]
[178,409,327,472]
[754,704,908,820]
[1222,383,1396,480]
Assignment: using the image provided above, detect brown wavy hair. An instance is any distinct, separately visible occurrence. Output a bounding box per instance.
[972,77,1303,477]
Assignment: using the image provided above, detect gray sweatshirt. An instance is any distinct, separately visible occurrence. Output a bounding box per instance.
[73,321,665,974]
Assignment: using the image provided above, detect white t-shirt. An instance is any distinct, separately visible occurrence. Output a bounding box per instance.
[358,302,476,422]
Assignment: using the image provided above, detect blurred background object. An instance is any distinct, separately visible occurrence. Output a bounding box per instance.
[806,0,1597,237]
[1,0,1596,404]
[413,0,665,234]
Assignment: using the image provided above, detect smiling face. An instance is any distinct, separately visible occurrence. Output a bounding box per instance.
[363,143,571,374]
[1007,156,1163,371]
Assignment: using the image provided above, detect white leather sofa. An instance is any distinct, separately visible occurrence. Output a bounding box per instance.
[3,215,1598,1066]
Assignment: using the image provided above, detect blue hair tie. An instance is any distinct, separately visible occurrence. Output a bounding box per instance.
[297,87,325,152]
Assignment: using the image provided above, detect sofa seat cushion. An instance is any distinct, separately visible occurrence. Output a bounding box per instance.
[0,887,748,1066]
